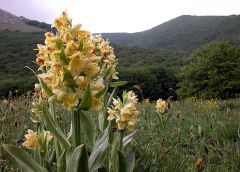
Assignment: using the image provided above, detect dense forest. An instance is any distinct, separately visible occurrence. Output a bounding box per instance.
[1,13,240,99]
[0,30,186,99]
[0,31,43,96]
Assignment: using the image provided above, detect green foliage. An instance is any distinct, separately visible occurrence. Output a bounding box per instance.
[0,30,44,96]
[177,41,240,99]
[119,65,178,100]
[3,145,48,172]
[0,31,187,99]
[134,98,240,171]
[112,45,188,100]
[2,97,240,171]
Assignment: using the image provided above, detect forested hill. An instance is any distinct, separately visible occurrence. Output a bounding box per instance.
[102,15,240,50]
[1,9,240,99]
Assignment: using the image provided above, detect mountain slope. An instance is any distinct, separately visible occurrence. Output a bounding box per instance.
[0,9,45,32]
[102,15,240,50]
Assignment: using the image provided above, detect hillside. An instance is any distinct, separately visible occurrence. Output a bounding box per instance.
[0,30,184,98]
[1,10,240,99]
[103,15,240,50]
[0,9,45,32]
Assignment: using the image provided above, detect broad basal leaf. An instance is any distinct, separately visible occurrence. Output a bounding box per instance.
[3,144,48,172]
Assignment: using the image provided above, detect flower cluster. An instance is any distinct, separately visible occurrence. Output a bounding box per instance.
[36,11,117,110]
[156,99,169,113]
[107,91,139,131]
[207,98,220,106]
[22,130,52,150]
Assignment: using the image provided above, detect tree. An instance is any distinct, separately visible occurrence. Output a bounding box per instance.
[177,41,240,99]
[118,65,178,100]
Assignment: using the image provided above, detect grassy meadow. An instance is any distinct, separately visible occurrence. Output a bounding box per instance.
[1,96,240,171]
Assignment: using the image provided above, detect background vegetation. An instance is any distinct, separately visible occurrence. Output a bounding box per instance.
[1,10,240,172]
[1,14,240,100]
[0,30,187,99]
[177,41,240,99]
[0,31,42,96]
[1,96,240,171]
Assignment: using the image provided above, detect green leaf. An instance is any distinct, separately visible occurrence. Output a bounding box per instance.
[123,130,137,149]
[3,144,48,172]
[63,66,76,87]
[78,40,83,51]
[126,151,135,172]
[79,85,92,110]
[102,66,112,78]
[66,144,89,172]
[89,127,109,171]
[106,87,118,108]
[95,85,108,98]
[118,151,126,172]
[60,47,70,65]
[42,104,71,149]
[80,111,96,146]
[39,78,53,97]
[56,39,64,49]
[109,81,127,88]
[111,132,121,172]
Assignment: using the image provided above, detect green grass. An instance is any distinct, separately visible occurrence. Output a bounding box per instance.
[1,97,240,171]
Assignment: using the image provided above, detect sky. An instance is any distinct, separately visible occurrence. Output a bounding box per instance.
[0,0,240,33]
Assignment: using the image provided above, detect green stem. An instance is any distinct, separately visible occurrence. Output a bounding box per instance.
[72,109,81,147]
[40,152,45,167]
[119,131,124,153]
[55,141,63,172]
[49,99,64,172]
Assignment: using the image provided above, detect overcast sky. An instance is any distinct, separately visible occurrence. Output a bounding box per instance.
[0,0,240,33]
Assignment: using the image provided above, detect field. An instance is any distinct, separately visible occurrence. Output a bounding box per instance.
[1,96,240,172]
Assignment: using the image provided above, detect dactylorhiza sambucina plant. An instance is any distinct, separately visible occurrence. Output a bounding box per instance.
[155,98,170,122]
[3,11,139,172]
[156,99,169,114]
[107,91,139,131]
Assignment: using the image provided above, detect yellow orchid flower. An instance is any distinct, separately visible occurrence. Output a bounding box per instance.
[38,73,60,88]
[45,32,58,44]
[127,121,135,131]
[78,30,90,39]
[50,50,61,61]
[107,108,116,121]
[68,57,85,76]
[156,99,169,113]
[22,130,39,150]
[36,52,47,65]
[35,11,120,112]
[91,78,105,92]
[91,97,103,111]
[84,62,100,76]
[53,89,79,110]
[70,24,81,38]
[65,41,77,56]
[63,93,79,110]
[43,130,53,142]
[52,89,66,102]
[112,98,122,110]
[107,91,139,131]
[49,62,63,75]
[117,122,125,131]
[62,32,73,43]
